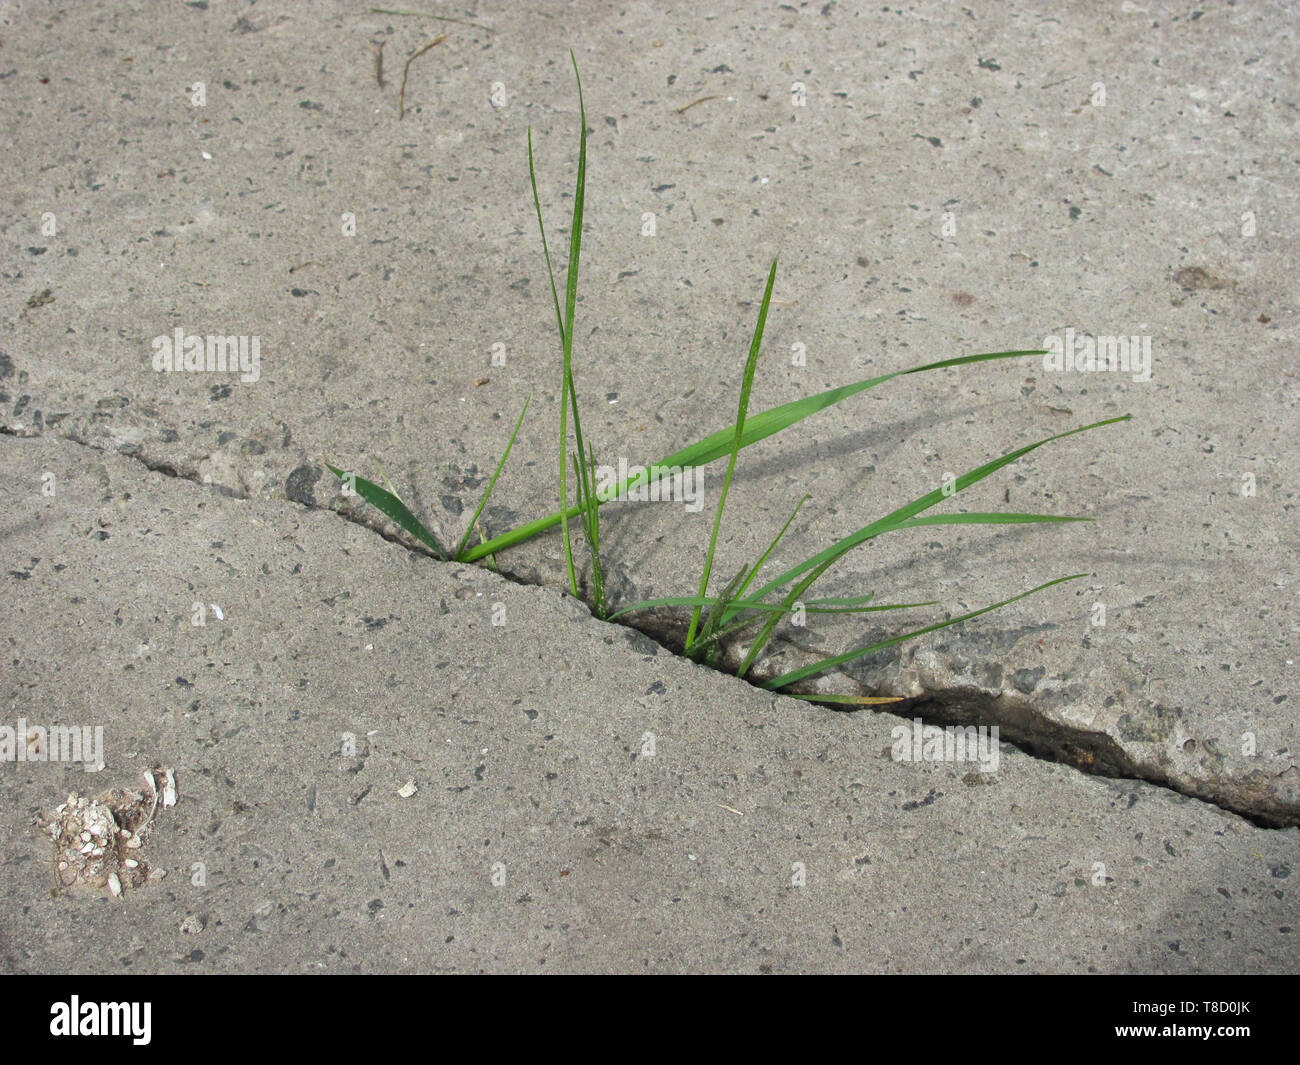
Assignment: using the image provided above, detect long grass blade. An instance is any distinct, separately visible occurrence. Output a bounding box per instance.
[526,56,589,600]
[731,493,809,607]
[571,441,606,617]
[686,258,778,652]
[461,349,1049,562]
[731,414,1129,619]
[762,574,1087,690]
[692,564,749,664]
[737,556,838,678]
[527,128,567,350]
[892,513,1091,528]
[455,397,531,560]
[608,595,931,621]
[561,54,593,602]
[326,464,449,560]
[369,457,405,502]
[619,350,1049,499]
[689,597,939,659]
[527,126,577,595]
[782,693,906,705]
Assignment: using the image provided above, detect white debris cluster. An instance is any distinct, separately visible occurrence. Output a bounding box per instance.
[40,769,176,897]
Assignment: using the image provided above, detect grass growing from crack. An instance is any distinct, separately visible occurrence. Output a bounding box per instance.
[329,55,1130,705]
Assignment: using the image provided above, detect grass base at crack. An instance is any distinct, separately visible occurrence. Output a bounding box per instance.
[327,56,1130,703]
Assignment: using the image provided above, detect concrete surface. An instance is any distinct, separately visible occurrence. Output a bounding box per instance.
[1,0,1297,971]
[1,435,1296,973]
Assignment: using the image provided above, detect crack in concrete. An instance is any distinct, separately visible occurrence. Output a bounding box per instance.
[15,429,1295,830]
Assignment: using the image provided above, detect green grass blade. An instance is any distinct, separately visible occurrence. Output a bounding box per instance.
[571,442,606,617]
[527,55,589,600]
[639,350,1048,491]
[569,377,599,582]
[690,596,940,657]
[527,127,567,350]
[732,414,1129,617]
[802,599,936,614]
[455,397,530,560]
[892,513,1091,528]
[326,464,448,560]
[686,258,778,652]
[731,492,809,605]
[369,457,405,502]
[562,54,593,603]
[692,564,749,664]
[762,574,1087,690]
[679,490,820,651]
[562,51,587,353]
[737,556,837,678]
[527,126,577,595]
[461,349,1048,562]
[608,595,930,621]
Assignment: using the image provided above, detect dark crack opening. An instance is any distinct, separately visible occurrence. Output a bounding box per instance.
[18,432,1297,830]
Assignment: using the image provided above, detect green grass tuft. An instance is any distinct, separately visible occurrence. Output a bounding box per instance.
[327,60,1131,706]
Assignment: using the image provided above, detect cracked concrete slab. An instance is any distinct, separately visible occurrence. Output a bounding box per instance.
[3,1,1294,824]
[1,434,1296,973]
[0,1,1297,969]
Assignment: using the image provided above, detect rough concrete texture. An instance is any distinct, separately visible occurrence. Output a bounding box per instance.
[0,1,1296,970]
[1,436,1296,973]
